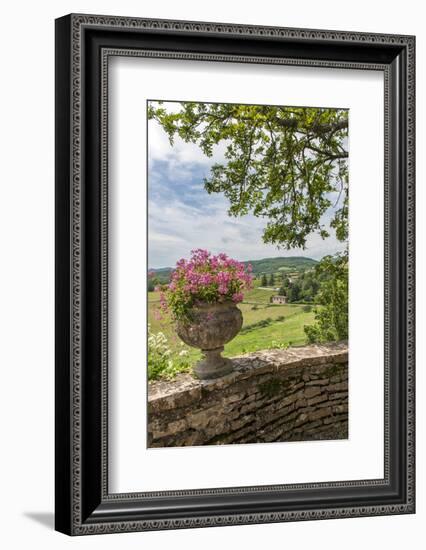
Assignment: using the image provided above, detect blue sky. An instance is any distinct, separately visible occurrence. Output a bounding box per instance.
[148,104,346,269]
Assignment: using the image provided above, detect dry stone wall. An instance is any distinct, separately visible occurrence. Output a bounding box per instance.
[148,342,348,447]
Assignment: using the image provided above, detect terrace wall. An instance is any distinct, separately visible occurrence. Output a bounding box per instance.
[148,342,348,447]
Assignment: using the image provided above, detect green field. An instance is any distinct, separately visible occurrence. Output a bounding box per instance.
[148,285,316,369]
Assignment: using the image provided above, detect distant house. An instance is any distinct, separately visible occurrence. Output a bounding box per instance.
[271,295,287,305]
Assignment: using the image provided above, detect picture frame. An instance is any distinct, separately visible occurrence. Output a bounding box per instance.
[55,13,415,535]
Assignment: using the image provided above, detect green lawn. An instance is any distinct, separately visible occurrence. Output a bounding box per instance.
[148,288,316,370]
[242,286,276,304]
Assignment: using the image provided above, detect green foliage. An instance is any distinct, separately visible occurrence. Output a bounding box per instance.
[288,282,299,302]
[269,340,290,350]
[304,252,348,343]
[147,325,192,380]
[284,268,323,304]
[247,256,317,274]
[281,273,290,285]
[261,273,268,286]
[269,273,275,286]
[149,102,348,249]
[147,270,170,291]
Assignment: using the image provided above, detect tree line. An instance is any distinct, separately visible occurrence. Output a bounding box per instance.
[259,270,320,303]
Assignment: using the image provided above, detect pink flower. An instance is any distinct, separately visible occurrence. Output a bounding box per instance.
[218,284,229,294]
[159,292,168,311]
[199,273,213,285]
[153,308,163,321]
[160,250,253,319]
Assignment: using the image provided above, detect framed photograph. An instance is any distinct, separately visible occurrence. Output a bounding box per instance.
[55,14,415,535]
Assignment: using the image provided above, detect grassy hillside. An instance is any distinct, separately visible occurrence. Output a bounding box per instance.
[243,256,317,275]
[149,256,317,283]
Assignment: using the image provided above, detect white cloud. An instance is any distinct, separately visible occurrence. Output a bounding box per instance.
[148,118,228,168]
[148,195,344,268]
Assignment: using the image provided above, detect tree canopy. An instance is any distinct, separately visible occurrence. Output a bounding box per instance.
[148,102,349,249]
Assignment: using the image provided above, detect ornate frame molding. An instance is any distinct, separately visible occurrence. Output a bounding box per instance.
[55,14,415,535]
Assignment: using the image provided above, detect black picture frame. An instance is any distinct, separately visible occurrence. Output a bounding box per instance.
[55,13,415,535]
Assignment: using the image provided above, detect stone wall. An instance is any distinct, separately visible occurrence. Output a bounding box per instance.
[148,342,348,447]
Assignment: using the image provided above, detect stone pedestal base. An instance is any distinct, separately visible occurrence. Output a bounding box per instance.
[194,346,234,379]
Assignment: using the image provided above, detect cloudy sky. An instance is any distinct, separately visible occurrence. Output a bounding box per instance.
[148,102,346,269]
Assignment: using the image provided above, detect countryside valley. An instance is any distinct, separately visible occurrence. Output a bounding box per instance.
[148,256,339,379]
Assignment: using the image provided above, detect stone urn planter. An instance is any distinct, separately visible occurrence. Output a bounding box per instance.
[176,301,243,379]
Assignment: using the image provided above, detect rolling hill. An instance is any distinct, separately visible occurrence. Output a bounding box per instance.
[242,256,317,275]
[149,256,317,282]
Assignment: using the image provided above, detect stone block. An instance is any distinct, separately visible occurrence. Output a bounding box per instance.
[328,391,348,401]
[307,393,328,406]
[240,401,260,415]
[309,407,332,421]
[332,404,348,414]
[305,379,329,386]
[327,381,348,392]
[302,420,323,432]
[294,412,310,427]
[289,381,305,392]
[304,386,322,399]
[323,413,348,425]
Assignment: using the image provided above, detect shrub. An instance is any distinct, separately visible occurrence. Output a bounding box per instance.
[304,252,348,343]
[158,249,253,321]
[270,340,289,350]
[147,324,191,380]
